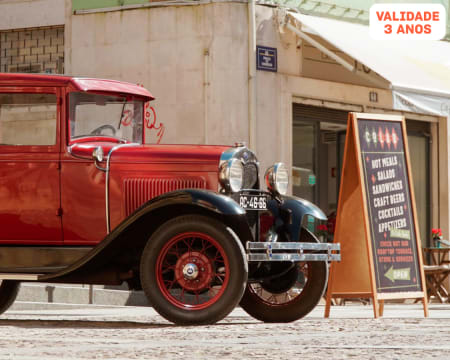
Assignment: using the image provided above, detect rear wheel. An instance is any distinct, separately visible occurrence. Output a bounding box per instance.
[240,228,328,322]
[140,215,247,325]
[0,281,20,315]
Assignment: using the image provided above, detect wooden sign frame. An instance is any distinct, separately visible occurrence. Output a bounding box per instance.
[324,113,428,318]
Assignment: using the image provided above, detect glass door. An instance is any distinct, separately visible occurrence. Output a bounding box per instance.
[292,121,318,203]
[407,132,430,248]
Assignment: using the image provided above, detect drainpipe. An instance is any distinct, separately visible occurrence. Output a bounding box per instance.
[204,48,210,144]
[248,0,257,150]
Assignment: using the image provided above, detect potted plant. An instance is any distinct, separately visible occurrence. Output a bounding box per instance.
[431,228,443,248]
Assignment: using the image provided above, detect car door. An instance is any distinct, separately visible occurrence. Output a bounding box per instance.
[0,88,62,244]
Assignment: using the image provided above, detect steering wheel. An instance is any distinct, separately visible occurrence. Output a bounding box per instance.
[90,125,116,136]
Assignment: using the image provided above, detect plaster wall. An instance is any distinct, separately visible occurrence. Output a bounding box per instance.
[0,0,65,30]
[66,3,249,146]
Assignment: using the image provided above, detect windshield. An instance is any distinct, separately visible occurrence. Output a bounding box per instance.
[69,92,143,143]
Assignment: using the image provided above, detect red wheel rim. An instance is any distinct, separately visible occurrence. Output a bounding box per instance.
[156,232,230,310]
[249,262,311,306]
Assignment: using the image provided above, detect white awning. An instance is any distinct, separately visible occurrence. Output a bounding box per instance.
[286,11,450,117]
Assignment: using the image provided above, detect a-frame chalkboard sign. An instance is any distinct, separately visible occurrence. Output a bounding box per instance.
[324,113,428,318]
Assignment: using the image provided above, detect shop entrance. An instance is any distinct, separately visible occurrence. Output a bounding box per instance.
[292,104,431,246]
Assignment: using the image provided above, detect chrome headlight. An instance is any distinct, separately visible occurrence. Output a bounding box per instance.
[265,162,289,195]
[92,146,104,162]
[219,159,244,192]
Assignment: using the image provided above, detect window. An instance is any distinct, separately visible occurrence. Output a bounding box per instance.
[69,92,143,144]
[0,93,57,146]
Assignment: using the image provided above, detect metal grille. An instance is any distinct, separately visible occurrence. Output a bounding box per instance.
[243,163,258,189]
[0,26,64,74]
[124,177,207,216]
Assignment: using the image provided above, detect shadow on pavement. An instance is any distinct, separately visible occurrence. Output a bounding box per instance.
[0,318,257,329]
[0,319,174,329]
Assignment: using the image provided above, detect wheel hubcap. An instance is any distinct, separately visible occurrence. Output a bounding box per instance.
[174,251,214,291]
[183,263,199,280]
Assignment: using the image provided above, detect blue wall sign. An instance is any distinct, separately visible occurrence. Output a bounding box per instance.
[256,45,277,72]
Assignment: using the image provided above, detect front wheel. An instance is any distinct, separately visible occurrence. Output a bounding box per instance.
[0,281,20,315]
[240,228,328,322]
[140,215,248,325]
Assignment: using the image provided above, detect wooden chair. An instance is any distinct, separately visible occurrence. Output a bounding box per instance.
[423,264,450,303]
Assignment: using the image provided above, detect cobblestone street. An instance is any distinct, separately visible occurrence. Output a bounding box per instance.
[0,303,449,359]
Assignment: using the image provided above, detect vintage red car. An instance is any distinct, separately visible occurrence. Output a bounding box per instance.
[0,73,340,325]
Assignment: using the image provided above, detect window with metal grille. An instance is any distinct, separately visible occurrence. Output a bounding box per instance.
[0,26,64,74]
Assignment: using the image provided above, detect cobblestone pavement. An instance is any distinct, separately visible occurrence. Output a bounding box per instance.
[0,303,449,359]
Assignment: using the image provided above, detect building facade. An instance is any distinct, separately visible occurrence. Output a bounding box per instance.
[0,0,448,249]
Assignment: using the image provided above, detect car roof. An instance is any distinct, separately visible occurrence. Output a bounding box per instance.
[0,73,154,101]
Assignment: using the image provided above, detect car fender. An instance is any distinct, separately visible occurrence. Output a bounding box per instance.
[40,189,251,282]
[274,195,327,242]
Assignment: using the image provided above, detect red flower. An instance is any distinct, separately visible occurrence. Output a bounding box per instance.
[316,224,329,238]
[432,228,442,237]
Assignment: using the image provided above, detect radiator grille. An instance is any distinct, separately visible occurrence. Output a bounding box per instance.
[243,163,258,189]
[124,177,207,216]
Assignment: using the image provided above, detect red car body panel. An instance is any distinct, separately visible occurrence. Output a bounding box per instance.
[62,143,226,245]
[0,84,63,245]
[0,152,62,244]
[0,73,226,246]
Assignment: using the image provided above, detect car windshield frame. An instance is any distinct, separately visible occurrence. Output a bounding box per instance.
[68,92,144,144]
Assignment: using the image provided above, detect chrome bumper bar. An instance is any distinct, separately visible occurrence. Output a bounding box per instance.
[246,242,341,262]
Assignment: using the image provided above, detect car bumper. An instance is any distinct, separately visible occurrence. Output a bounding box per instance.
[246,241,341,262]
[232,190,341,263]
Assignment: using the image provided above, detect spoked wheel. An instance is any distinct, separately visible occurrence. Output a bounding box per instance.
[0,280,20,315]
[157,232,230,310]
[240,228,328,322]
[140,215,247,325]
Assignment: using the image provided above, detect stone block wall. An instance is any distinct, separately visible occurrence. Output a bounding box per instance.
[0,26,64,74]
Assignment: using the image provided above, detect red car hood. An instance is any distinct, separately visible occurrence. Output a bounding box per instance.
[69,142,230,165]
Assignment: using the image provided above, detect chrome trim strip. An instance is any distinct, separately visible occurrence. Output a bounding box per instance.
[246,242,340,251]
[246,241,341,262]
[105,143,139,234]
[247,253,341,262]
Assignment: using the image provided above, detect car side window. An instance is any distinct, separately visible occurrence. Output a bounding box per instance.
[0,93,57,146]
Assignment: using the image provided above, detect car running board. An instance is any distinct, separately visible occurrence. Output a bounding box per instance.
[246,242,341,262]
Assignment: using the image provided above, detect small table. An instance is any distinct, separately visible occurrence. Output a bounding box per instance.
[423,247,450,303]
[424,247,450,265]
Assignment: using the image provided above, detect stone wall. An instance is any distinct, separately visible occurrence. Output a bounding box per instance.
[0,26,64,74]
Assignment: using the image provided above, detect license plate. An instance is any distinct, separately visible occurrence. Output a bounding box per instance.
[239,194,267,210]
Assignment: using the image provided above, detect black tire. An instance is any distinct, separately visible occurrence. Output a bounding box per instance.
[240,228,328,322]
[140,215,248,325]
[0,281,20,315]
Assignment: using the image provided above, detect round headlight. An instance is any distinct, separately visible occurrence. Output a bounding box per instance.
[265,162,289,195]
[219,159,244,192]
